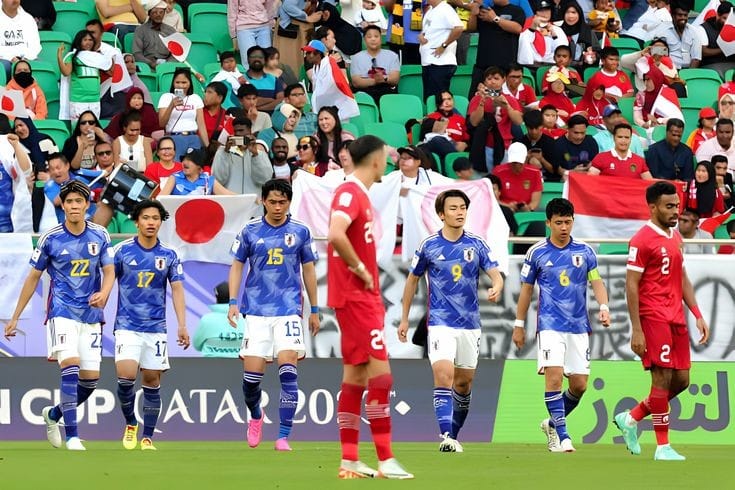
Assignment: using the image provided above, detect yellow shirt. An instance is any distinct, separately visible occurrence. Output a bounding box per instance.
[97,0,141,25]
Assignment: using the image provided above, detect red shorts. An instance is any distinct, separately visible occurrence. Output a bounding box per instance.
[334,299,388,365]
[641,320,691,370]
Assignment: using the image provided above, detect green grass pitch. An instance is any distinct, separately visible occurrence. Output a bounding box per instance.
[0,442,731,489]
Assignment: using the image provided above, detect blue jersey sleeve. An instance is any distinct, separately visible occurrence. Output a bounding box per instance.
[586,245,599,275]
[99,237,114,267]
[520,248,538,285]
[409,242,428,277]
[477,238,499,273]
[168,251,184,283]
[30,240,49,271]
[230,228,251,262]
[299,227,318,265]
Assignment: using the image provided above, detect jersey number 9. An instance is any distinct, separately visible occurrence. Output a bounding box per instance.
[451,264,462,282]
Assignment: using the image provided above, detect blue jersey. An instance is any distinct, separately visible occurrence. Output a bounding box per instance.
[520,238,599,334]
[410,231,498,330]
[113,237,184,334]
[230,216,317,317]
[0,163,13,232]
[171,171,214,195]
[31,222,114,324]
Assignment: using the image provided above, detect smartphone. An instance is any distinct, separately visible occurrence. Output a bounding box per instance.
[174,88,185,98]
[486,89,500,97]
[650,46,668,57]
[86,132,95,141]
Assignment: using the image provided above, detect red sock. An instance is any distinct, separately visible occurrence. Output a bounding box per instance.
[366,373,394,461]
[629,398,650,421]
[648,387,669,445]
[338,382,363,461]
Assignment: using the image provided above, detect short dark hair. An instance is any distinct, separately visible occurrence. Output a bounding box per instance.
[121,109,142,129]
[284,83,305,97]
[483,66,505,79]
[261,178,293,201]
[646,181,677,204]
[314,26,332,41]
[435,189,470,215]
[613,123,633,135]
[681,207,700,219]
[85,19,103,30]
[451,157,472,173]
[711,154,728,165]
[363,24,382,37]
[554,45,572,57]
[717,1,733,14]
[486,173,501,187]
[233,116,252,128]
[545,198,574,220]
[131,199,169,221]
[716,118,734,128]
[567,114,589,128]
[540,104,558,114]
[237,83,258,98]
[349,135,385,167]
[247,45,265,59]
[523,109,543,129]
[158,136,176,150]
[506,62,523,74]
[219,51,236,63]
[600,47,620,59]
[59,180,91,202]
[206,81,228,102]
[47,152,69,166]
[666,118,685,131]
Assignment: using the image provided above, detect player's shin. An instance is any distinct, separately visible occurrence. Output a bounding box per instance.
[338,382,364,461]
[433,388,453,436]
[60,365,80,439]
[278,364,298,439]
[117,377,137,425]
[562,389,581,417]
[77,378,99,405]
[366,374,394,461]
[242,371,264,419]
[545,391,569,440]
[141,385,161,439]
[649,387,670,445]
[451,390,471,439]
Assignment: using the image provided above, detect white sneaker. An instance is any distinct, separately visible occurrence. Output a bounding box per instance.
[550,437,576,453]
[338,459,378,479]
[438,432,464,453]
[377,458,414,479]
[66,437,86,451]
[42,406,62,448]
[540,418,561,452]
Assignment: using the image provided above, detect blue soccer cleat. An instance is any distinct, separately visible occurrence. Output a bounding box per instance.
[614,412,641,455]
[654,445,686,461]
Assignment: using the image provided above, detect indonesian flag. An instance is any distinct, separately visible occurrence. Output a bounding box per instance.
[291,171,510,273]
[159,32,191,62]
[217,114,236,145]
[700,208,733,234]
[694,0,721,25]
[650,86,684,121]
[0,88,28,118]
[566,174,686,239]
[311,57,359,120]
[718,10,735,57]
[100,49,133,96]
[158,195,259,264]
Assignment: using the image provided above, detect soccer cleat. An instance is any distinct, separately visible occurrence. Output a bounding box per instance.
[122,424,138,450]
[274,437,292,451]
[654,445,685,461]
[66,437,86,451]
[438,432,463,453]
[540,418,561,452]
[338,459,378,479]
[550,437,576,453]
[140,437,157,451]
[246,417,263,448]
[42,406,62,448]
[613,411,641,455]
[377,458,414,480]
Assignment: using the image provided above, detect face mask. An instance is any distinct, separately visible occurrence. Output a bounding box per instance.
[14,71,33,88]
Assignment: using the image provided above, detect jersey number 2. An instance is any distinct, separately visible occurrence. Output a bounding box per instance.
[661,257,670,275]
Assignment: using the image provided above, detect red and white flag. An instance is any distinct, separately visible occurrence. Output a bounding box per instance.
[311,57,359,120]
[217,114,236,145]
[565,174,686,240]
[100,49,133,96]
[159,32,191,62]
[0,88,28,118]
[718,10,735,57]
[694,0,721,25]
[700,207,733,235]
[651,86,684,121]
[157,195,259,264]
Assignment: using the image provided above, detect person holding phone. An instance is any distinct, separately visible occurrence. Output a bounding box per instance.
[157,67,209,161]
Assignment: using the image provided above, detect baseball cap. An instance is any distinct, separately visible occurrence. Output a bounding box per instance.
[699,107,717,119]
[602,104,622,118]
[397,145,421,159]
[535,0,553,10]
[506,142,528,164]
[301,40,327,55]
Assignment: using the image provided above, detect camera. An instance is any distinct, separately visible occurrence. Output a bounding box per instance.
[230,136,245,146]
[485,88,500,97]
[650,46,668,57]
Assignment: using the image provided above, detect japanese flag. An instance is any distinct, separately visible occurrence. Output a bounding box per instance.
[159,32,191,62]
[693,0,721,25]
[651,86,684,121]
[718,10,735,57]
[158,195,260,264]
[0,88,28,118]
[100,49,133,96]
[311,57,359,120]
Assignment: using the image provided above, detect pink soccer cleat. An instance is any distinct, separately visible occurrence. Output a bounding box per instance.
[247,417,263,448]
[274,437,292,451]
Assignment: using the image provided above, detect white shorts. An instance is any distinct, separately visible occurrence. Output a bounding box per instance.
[238,314,306,361]
[114,330,170,371]
[428,326,481,369]
[46,317,102,371]
[537,330,590,376]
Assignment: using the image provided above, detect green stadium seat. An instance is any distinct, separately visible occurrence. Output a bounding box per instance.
[52,3,97,40]
[616,97,635,122]
[379,94,423,123]
[138,72,158,93]
[586,125,599,136]
[449,65,473,101]
[102,31,123,51]
[466,33,478,66]
[124,33,135,55]
[46,98,60,121]
[724,68,735,84]
[35,120,70,149]
[651,124,667,142]
[523,67,535,94]
[136,62,152,74]
[679,68,722,83]
[443,152,469,179]
[115,213,139,232]
[184,32,219,73]
[342,122,360,137]
[29,60,60,100]
[38,31,72,64]
[543,182,564,193]
[598,243,629,255]
[397,64,423,101]
[353,92,379,134]
[149,91,165,108]
[189,4,232,54]
[364,121,409,148]
[514,211,547,236]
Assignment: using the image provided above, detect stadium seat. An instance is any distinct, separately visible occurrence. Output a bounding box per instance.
[136,62,152,74]
[598,243,629,255]
[449,65,473,102]
[29,60,61,100]
[543,181,563,193]
[679,68,722,83]
[540,182,563,210]
[184,33,219,73]
[46,98,60,121]
[35,120,70,149]
[586,125,599,136]
[514,211,547,236]
[536,65,552,94]
[651,124,667,142]
[188,3,232,54]
[342,121,360,137]
[353,91,379,134]
[38,31,72,64]
[115,213,139,232]
[124,33,135,55]
[52,3,98,40]
[522,67,535,94]
[616,97,635,122]
[397,65,423,101]
[138,72,158,93]
[149,91,165,108]
[681,107,702,133]
[380,94,423,123]
[466,33,478,66]
[364,121,409,148]
[425,94,469,116]
[443,152,469,179]
[724,68,735,84]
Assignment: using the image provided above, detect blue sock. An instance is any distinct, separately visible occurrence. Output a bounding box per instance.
[60,365,80,439]
[142,385,161,439]
[562,389,581,417]
[242,371,263,420]
[451,390,472,439]
[77,378,98,405]
[545,391,569,440]
[433,387,453,436]
[117,378,137,426]
[278,364,298,439]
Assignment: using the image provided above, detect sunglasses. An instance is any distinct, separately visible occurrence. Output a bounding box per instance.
[298,144,313,151]
[80,120,96,125]
[96,150,112,156]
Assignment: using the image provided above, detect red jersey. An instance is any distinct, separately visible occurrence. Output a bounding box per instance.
[492,163,543,205]
[426,111,469,142]
[627,222,685,324]
[588,70,634,98]
[468,94,521,149]
[144,161,183,185]
[591,150,649,178]
[327,178,381,308]
[502,82,537,108]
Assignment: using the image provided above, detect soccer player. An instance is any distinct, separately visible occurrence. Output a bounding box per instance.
[3,181,115,451]
[327,135,413,480]
[397,189,504,452]
[114,199,190,451]
[614,181,709,461]
[513,198,611,453]
[228,179,320,451]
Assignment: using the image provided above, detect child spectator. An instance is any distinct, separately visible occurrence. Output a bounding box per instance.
[354,0,388,32]
[452,156,473,180]
[163,0,185,32]
[588,0,620,39]
[540,104,567,139]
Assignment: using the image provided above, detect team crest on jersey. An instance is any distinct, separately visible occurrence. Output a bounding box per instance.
[87,242,99,256]
[523,180,530,190]
[463,248,475,262]
[155,256,167,270]
[572,254,584,267]
[661,246,668,256]
[284,233,296,247]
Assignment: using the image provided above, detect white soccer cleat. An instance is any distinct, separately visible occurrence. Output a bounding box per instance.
[338,459,378,479]
[65,437,86,451]
[377,458,414,479]
[540,418,561,452]
[42,406,62,448]
[550,437,576,453]
[439,432,464,453]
